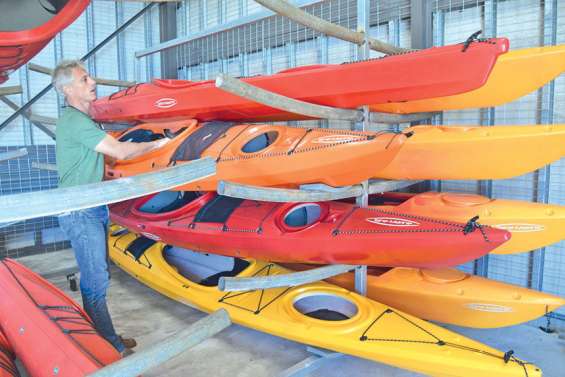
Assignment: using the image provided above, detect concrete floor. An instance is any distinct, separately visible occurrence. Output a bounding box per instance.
[12,249,565,377]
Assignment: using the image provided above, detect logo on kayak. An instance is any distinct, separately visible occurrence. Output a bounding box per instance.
[366,217,420,227]
[312,135,364,144]
[493,223,545,233]
[155,98,177,109]
[465,303,513,313]
[141,232,161,241]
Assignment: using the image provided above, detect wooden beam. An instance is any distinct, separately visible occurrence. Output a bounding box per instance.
[216,73,363,121]
[0,85,22,96]
[31,162,58,172]
[254,0,410,55]
[216,74,434,123]
[0,96,56,139]
[0,157,216,223]
[0,148,27,163]
[219,264,357,291]
[28,63,135,87]
[29,114,57,125]
[218,179,422,202]
[90,309,231,377]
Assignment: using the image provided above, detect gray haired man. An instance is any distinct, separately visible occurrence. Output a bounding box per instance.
[53,60,167,355]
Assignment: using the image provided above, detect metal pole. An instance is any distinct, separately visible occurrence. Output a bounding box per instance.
[530,0,557,292]
[475,0,497,278]
[88,309,231,377]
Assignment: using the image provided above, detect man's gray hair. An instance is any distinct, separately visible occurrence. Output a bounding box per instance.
[52,60,86,94]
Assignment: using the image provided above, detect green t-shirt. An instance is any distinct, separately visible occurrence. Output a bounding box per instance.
[56,106,107,188]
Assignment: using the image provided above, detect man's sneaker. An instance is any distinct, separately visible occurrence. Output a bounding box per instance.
[120,348,135,358]
[119,335,137,349]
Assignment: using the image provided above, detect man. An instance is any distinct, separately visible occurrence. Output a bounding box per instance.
[52,60,167,356]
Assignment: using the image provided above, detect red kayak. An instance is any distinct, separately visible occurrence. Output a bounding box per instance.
[0,329,18,377]
[109,191,510,268]
[91,38,509,123]
[0,259,120,377]
[0,0,89,83]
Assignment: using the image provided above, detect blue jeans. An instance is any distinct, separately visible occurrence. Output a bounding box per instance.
[58,205,125,353]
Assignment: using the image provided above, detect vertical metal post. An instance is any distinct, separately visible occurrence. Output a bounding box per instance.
[200,0,207,30]
[430,5,444,192]
[318,34,328,129]
[116,2,127,81]
[352,0,371,297]
[144,7,153,81]
[159,1,178,79]
[53,34,64,116]
[19,67,33,145]
[85,3,96,78]
[475,0,497,277]
[410,0,432,49]
[530,0,557,291]
[387,20,400,48]
[288,42,297,68]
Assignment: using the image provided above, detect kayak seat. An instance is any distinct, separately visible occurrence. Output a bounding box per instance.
[199,259,250,287]
[139,191,200,214]
[194,195,244,223]
[284,204,321,227]
[241,131,278,153]
[118,129,164,143]
[126,236,157,260]
[172,121,235,162]
[163,246,250,287]
[305,309,350,321]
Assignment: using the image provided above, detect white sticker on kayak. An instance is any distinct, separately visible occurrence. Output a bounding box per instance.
[492,223,545,233]
[312,135,364,144]
[155,98,177,109]
[464,303,513,313]
[141,232,161,241]
[366,217,420,227]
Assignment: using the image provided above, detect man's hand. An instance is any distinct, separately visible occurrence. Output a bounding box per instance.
[96,135,170,161]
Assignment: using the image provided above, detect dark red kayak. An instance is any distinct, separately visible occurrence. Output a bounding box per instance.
[109,191,510,268]
[91,38,509,123]
[0,259,120,377]
[0,0,89,83]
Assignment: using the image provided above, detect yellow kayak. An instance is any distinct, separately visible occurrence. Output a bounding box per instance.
[372,44,565,113]
[109,226,541,377]
[374,124,565,180]
[370,192,565,254]
[285,264,565,329]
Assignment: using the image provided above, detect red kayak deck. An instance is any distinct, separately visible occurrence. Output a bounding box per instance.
[110,191,510,268]
[0,0,89,84]
[0,259,120,377]
[0,329,17,377]
[91,38,509,123]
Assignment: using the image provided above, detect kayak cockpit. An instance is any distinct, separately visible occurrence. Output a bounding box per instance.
[163,246,250,287]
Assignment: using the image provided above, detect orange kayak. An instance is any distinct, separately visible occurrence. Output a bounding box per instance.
[105,120,405,190]
[367,192,565,254]
[372,44,565,114]
[284,264,565,329]
[374,124,565,180]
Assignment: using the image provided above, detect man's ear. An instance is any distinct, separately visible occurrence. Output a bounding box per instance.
[62,84,72,98]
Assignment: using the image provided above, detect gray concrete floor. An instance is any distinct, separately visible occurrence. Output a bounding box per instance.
[11,249,565,377]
